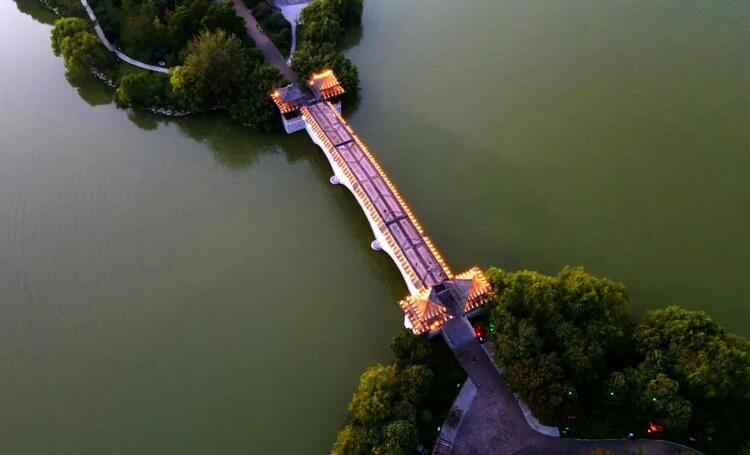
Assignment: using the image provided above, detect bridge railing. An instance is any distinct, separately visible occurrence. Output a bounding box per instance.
[301,105,424,290]
[325,105,453,278]
[313,102,453,279]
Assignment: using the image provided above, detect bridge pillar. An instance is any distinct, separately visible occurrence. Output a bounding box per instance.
[329,175,340,185]
[370,240,382,251]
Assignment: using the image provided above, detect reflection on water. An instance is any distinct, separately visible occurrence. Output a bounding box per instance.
[11,0,56,24]
[66,73,114,106]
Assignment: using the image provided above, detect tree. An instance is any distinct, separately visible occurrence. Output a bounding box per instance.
[632,373,692,431]
[229,62,286,132]
[504,353,567,424]
[291,42,359,97]
[377,420,418,455]
[398,365,433,406]
[123,14,169,61]
[50,17,88,54]
[201,3,247,39]
[170,29,246,111]
[601,371,628,406]
[167,0,209,50]
[636,306,750,401]
[329,0,363,28]
[330,425,368,455]
[487,267,631,422]
[390,330,430,368]
[115,71,169,108]
[51,18,109,76]
[299,0,342,46]
[347,365,396,428]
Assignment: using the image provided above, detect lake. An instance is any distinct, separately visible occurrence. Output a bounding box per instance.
[1,0,748,453]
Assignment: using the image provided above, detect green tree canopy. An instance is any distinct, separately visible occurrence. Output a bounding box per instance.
[167,0,209,50]
[50,17,89,54]
[377,420,418,455]
[201,3,247,39]
[299,0,343,45]
[170,29,246,111]
[347,365,396,428]
[330,425,368,455]
[115,71,170,108]
[229,62,286,132]
[390,329,430,368]
[291,41,359,97]
[51,18,109,76]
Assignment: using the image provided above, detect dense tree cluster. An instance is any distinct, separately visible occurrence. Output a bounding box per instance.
[292,0,362,97]
[50,17,110,76]
[248,1,291,57]
[170,30,286,131]
[487,267,750,453]
[330,330,465,455]
[50,0,288,131]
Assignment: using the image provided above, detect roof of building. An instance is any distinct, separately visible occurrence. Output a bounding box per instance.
[271,82,313,114]
[399,266,492,334]
[308,70,345,101]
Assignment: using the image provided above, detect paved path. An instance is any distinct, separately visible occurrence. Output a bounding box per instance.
[443,320,698,454]
[272,1,309,63]
[79,0,169,73]
[231,0,298,82]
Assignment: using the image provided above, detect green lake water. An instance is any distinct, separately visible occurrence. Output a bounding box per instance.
[1,0,748,453]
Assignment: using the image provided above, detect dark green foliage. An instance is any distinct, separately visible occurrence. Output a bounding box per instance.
[122,1,169,61]
[291,41,358,97]
[167,0,209,50]
[331,331,465,454]
[391,329,430,367]
[51,18,109,76]
[631,372,692,431]
[489,266,631,423]
[229,62,287,132]
[115,71,169,108]
[299,0,342,45]
[488,267,750,452]
[251,2,291,57]
[504,352,568,424]
[201,3,247,39]
[329,0,363,28]
[299,0,362,46]
[51,17,88,54]
[330,425,368,455]
[88,0,122,41]
[379,420,419,455]
[170,29,246,111]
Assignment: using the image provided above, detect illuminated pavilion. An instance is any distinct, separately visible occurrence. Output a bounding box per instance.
[271,70,345,133]
[400,266,492,335]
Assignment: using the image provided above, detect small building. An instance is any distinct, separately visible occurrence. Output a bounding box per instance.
[400,266,492,335]
[271,69,345,134]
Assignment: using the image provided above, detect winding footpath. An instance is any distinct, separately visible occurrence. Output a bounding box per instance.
[79,0,169,74]
[231,0,298,82]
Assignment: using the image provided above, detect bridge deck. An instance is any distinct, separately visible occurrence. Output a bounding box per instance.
[302,101,451,291]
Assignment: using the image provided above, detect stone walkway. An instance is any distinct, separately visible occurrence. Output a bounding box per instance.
[269,0,310,62]
[79,0,169,73]
[231,0,298,82]
[443,320,699,454]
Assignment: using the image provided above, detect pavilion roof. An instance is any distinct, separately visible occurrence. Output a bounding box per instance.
[308,70,345,101]
[399,290,452,335]
[399,266,492,335]
[271,82,313,114]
